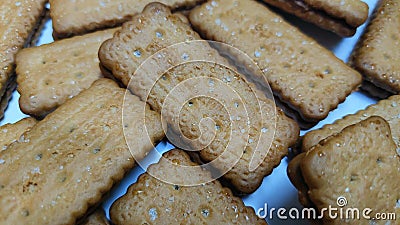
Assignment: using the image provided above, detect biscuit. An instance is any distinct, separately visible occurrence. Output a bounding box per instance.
[0,0,47,119]
[99,3,299,193]
[28,8,50,48]
[301,116,400,224]
[302,95,400,153]
[189,0,362,125]
[350,0,400,95]
[360,80,392,99]
[261,0,368,37]
[287,153,321,225]
[110,149,267,225]
[49,0,204,39]
[0,117,37,151]
[16,28,118,118]
[0,75,16,118]
[287,153,314,208]
[81,209,110,225]
[0,79,164,225]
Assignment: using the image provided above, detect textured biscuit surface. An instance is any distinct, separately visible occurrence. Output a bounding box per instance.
[0,0,47,118]
[99,3,299,193]
[81,209,110,225]
[301,117,400,224]
[189,0,361,123]
[261,0,368,36]
[0,117,37,151]
[0,79,164,225]
[302,95,400,153]
[351,0,400,94]
[16,28,118,118]
[50,0,204,38]
[110,149,267,225]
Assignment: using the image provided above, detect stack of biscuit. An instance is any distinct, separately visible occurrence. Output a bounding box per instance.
[0,0,399,224]
[289,116,400,224]
[350,0,400,98]
[288,95,400,224]
[260,0,369,36]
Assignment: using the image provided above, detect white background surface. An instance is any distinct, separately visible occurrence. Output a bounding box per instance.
[1,0,380,224]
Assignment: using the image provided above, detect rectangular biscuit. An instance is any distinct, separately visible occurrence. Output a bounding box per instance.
[302,95,400,153]
[261,0,368,36]
[0,79,164,225]
[350,0,400,94]
[0,0,47,119]
[16,28,119,118]
[110,149,266,225]
[49,0,204,39]
[99,3,299,194]
[0,117,37,151]
[300,117,400,224]
[189,0,362,125]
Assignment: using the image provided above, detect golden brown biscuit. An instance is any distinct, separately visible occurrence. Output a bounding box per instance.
[287,153,314,208]
[301,116,400,224]
[189,0,362,125]
[351,0,400,95]
[0,0,47,119]
[0,79,164,225]
[261,0,368,36]
[16,28,118,118]
[99,3,299,193]
[0,117,37,152]
[302,95,400,153]
[110,149,267,225]
[49,0,204,38]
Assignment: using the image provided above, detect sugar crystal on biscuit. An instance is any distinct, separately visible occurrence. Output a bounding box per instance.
[35,154,42,160]
[148,208,158,221]
[133,50,141,58]
[201,209,210,217]
[32,167,40,174]
[181,53,189,60]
